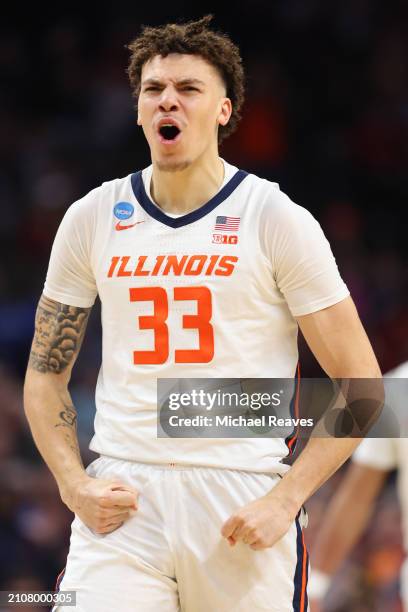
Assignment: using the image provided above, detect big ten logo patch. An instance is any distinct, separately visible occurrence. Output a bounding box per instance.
[212,234,238,245]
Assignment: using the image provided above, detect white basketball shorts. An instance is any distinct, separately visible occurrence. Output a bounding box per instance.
[53,456,309,611]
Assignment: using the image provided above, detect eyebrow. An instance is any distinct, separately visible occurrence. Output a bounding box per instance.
[141,78,206,87]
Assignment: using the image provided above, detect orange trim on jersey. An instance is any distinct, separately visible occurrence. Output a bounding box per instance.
[287,362,301,453]
[300,528,308,612]
[54,567,66,592]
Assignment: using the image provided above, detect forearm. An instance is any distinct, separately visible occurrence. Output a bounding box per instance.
[24,373,88,505]
[24,295,138,536]
[267,437,361,514]
[24,294,92,508]
[278,376,385,510]
[284,297,384,512]
[24,372,139,535]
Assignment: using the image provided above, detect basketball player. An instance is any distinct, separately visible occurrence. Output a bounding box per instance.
[24,15,381,612]
[309,361,408,611]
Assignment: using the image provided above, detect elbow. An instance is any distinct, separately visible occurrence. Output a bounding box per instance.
[347,376,385,436]
[23,369,68,417]
[23,371,43,418]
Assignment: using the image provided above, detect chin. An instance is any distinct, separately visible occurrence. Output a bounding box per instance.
[155,157,192,173]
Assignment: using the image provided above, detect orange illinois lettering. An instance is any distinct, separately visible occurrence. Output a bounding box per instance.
[107,256,120,277]
[152,255,166,276]
[163,255,188,276]
[134,256,150,276]
[107,254,239,277]
[205,255,220,275]
[215,255,238,276]
[184,255,207,276]
[117,256,133,277]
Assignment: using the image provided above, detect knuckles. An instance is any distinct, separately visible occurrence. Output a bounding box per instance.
[232,515,245,528]
[95,508,109,519]
[249,528,261,540]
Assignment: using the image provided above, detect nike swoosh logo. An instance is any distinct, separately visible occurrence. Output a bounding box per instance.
[115,220,145,231]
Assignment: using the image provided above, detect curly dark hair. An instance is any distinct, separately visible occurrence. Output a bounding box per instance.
[126,15,245,144]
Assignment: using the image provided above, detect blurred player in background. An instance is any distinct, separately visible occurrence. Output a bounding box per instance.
[23,15,381,612]
[310,361,408,611]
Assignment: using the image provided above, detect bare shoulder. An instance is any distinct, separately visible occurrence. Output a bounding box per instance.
[28,294,92,374]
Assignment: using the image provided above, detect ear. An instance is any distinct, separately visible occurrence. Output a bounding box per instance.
[218,97,232,127]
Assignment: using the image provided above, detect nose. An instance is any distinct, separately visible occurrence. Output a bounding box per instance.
[158,86,179,113]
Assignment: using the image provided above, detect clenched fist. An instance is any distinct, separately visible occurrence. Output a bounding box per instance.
[62,476,138,534]
[221,491,298,550]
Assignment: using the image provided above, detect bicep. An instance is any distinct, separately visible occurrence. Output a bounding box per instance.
[27,293,92,379]
[296,296,381,378]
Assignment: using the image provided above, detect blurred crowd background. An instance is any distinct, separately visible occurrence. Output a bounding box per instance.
[1,1,407,610]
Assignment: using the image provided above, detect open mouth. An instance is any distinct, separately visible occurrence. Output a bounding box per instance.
[158,124,181,142]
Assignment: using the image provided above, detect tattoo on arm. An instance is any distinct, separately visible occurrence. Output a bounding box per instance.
[55,402,82,459]
[56,402,78,428]
[28,295,91,374]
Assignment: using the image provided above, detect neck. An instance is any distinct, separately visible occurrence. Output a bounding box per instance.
[150,150,225,215]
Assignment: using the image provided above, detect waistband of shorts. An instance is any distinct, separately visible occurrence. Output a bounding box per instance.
[96,454,285,476]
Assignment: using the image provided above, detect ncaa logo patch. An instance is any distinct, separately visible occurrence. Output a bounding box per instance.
[114,202,134,220]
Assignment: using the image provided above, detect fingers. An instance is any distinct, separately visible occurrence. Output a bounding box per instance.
[222,513,264,548]
[92,507,131,532]
[98,509,131,522]
[100,485,138,510]
[221,515,249,546]
[91,505,132,532]
[222,515,252,544]
[111,483,139,496]
[74,478,139,533]
[229,524,258,546]
[95,520,124,535]
[221,516,237,539]
[221,517,238,546]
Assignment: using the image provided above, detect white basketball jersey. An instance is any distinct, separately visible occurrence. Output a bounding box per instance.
[44,159,349,473]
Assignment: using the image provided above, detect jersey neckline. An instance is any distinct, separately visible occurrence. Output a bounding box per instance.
[130,168,248,228]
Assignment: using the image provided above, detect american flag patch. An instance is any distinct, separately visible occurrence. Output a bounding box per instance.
[214,216,240,232]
